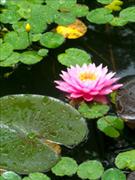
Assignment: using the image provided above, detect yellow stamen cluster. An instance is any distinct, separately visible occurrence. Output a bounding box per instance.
[79,72,97,81]
[105,0,123,11]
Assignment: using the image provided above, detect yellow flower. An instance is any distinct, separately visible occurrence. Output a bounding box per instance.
[25,23,31,32]
[56,19,87,39]
[105,0,123,11]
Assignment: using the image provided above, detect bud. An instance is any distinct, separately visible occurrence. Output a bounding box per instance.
[25,23,31,32]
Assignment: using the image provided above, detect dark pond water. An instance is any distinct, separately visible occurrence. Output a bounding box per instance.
[0,12,135,180]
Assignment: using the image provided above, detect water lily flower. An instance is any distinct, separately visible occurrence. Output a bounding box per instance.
[55,63,123,104]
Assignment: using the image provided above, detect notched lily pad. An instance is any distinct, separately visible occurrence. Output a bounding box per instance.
[115,150,135,171]
[87,8,113,24]
[79,102,109,119]
[58,48,91,67]
[0,95,88,174]
[40,32,65,48]
[51,157,78,176]
[77,160,104,180]
[97,115,124,138]
[102,168,126,180]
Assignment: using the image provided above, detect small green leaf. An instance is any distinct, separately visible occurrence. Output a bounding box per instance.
[0,43,13,61]
[97,115,124,138]
[38,49,48,57]
[102,168,126,180]
[58,48,91,67]
[87,8,113,24]
[79,102,109,119]
[4,31,29,50]
[97,0,113,4]
[115,150,135,171]
[1,171,21,180]
[23,172,50,180]
[77,160,104,180]
[0,52,20,67]
[120,7,135,22]
[52,157,78,176]
[20,51,43,65]
[40,32,65,48]
[110,17,128,26]
[55,12,76,25]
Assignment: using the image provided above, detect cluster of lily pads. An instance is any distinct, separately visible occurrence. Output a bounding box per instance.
[0,0,135,67]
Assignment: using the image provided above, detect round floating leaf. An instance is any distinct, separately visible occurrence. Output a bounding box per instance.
[77,160,104,180]
[40,32,65,48]
[97,0,113,4]
[0,95,88,173]
[1,171,21,180]
[4,31,29,50]
[120,7,135,22]
[38,49,48,57]
[0,43,13,61]
[110,17,128,26]
[31,33,42,42]
[54,12,76,25]
[51,157,78,176]
[79,102,109,120]
[102,168,126,180]
[0,52,20,67]
[23,172,50,180]
[71,4,89,17]
[58,48,91,67]
[12,21,27,33]
[0,8,21,24]
[115,150,135,171]
[28,5,49,34]
[87,8,114,24]
[19,51,43,65]
[46,0,77,10]
[97,115,124,138]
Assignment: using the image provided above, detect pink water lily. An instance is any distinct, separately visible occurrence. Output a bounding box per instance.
[55,63,123,104]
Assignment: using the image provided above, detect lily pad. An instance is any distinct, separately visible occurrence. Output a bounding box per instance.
[97,115,124,138]
[97,0,113,4]
[0,7,21,24]
[4,31,30,50]
[0,52,20,67]
[110,17,128,26]
[54,12,76,25]
[38,49,48,57]
[23,172,50,180]
[40,32,65,48]
[0,43,13,61]
[19,51,43,65]
[87,8,114,24]
[102,168,126,180]
[1,171,21,180]
[79,102,109,119]
[77,160,104,180]
[58,48,91,67]
[115,150,135,171]
[0,95,88,174]
[120,7,135,23]
[71,4,89,17]
[51,157,78,176]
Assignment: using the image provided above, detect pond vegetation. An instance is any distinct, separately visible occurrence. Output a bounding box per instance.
[0,0,135,179]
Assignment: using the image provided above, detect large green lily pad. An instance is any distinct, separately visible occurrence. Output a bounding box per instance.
[0,95,88,174]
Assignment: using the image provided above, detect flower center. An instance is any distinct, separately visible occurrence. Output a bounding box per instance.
[79,72,97,81]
